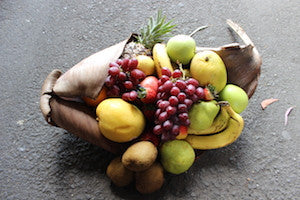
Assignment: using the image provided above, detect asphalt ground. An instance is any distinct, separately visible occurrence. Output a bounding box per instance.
[1,0,299,199]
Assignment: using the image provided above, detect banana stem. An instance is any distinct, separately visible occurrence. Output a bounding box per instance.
[217,101,230,107]
[189,25,209,37]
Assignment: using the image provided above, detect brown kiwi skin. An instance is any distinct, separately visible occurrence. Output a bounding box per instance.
[135,162,164,194]
[122,141,158,172]
[106,157,134,187]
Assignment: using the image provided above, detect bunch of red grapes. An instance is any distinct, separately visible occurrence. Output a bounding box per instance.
[153,68,206,141]
[105,58,146,101]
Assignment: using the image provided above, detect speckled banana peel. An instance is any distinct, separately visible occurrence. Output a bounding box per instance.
[187,104,230,135]
[152,43,173,77]
[185,103,244,150]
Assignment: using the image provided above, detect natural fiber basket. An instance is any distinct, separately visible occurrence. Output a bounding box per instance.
[40,20,262,154]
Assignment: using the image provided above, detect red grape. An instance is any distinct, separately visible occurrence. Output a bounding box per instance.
[195,87,204,99]
[121,58,130,71]
[171,125,180,136]
[160,75,170,83]
[122,92,130,101]
[108,66,120,76]
[158,79,163,86]
[109,62,119,68]
[158,101,170,111]
[177,92,186,103]
[105,76,115,87]
[182,119,190,126]
[163,120,173,131]
[178,104,188,113]
[166,106,177,115]
[158,112,169,123]
[169,96,179,106]
[186,78,199,87]
[161,67,172,77]
[158,86,164,93]
[131,69,145,80]
[153,125,163,135]
[118,71,127,81]
[172,69,182,78]
[170,86,180,96]
[185,84,196,96]
[124,81,133,90]
[190,94,199,103]
[184,98,193,109]
[163,80,173,91]
[160,92,169,100]
[175,80,186,90]
[129,90,137,101]
[155,108,162,117]
[178,112,188,121]
[116,59,123,66]
[128,58,138,70]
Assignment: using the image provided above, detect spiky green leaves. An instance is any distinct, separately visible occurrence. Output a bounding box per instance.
[136,11,176,50]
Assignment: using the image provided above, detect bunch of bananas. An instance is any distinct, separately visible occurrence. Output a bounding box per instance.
[186,102,244,150]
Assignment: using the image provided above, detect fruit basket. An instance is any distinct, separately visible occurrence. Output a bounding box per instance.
[40,12,261,194]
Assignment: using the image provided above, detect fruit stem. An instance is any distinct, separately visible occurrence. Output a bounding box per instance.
[189,25,209,37]
[217,101,230,107]
[178,63,186,80]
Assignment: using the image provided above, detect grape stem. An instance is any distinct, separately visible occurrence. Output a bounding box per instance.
[189,25,209,37]
[178,63,186,80]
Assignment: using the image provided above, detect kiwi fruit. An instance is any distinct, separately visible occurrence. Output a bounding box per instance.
[122,141,158,172]
[135,162,164,194]
[106,156,134,187]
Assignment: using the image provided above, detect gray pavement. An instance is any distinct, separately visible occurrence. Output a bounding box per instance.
[1,0,299,199]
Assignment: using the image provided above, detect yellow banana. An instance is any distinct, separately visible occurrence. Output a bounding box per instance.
[152,43,173,77]
[187,103,230,135]
[185,104,244,150]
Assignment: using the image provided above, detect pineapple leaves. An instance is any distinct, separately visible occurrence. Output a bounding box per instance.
[136,10,176,49]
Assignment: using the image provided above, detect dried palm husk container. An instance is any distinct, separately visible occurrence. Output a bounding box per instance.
[40,20,262,154]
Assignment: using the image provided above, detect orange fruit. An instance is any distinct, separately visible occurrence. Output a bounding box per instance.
[83,87,107,107]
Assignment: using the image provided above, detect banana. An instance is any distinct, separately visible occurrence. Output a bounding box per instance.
[152,43,173,77]
[187,103,230,135]
[185,104,244,150]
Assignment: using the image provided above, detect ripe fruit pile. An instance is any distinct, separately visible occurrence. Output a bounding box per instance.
[79,12,251,194]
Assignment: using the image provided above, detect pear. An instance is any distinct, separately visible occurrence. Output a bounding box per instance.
[160,140,195,175]
[190,51,227,93]
[189,100,220,131]
[166,35,196,65]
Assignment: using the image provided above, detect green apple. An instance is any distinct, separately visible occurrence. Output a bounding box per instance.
[160,140,195,174]
[190,51,227,93]
[219,84,248,113]
[189,100,220,131]
[166,35,196,65]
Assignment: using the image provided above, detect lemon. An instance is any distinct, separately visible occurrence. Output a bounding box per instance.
[137,55,155,75]
[96,98,145,143]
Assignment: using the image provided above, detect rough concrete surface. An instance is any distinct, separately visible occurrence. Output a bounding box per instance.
[0,0,299,199]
